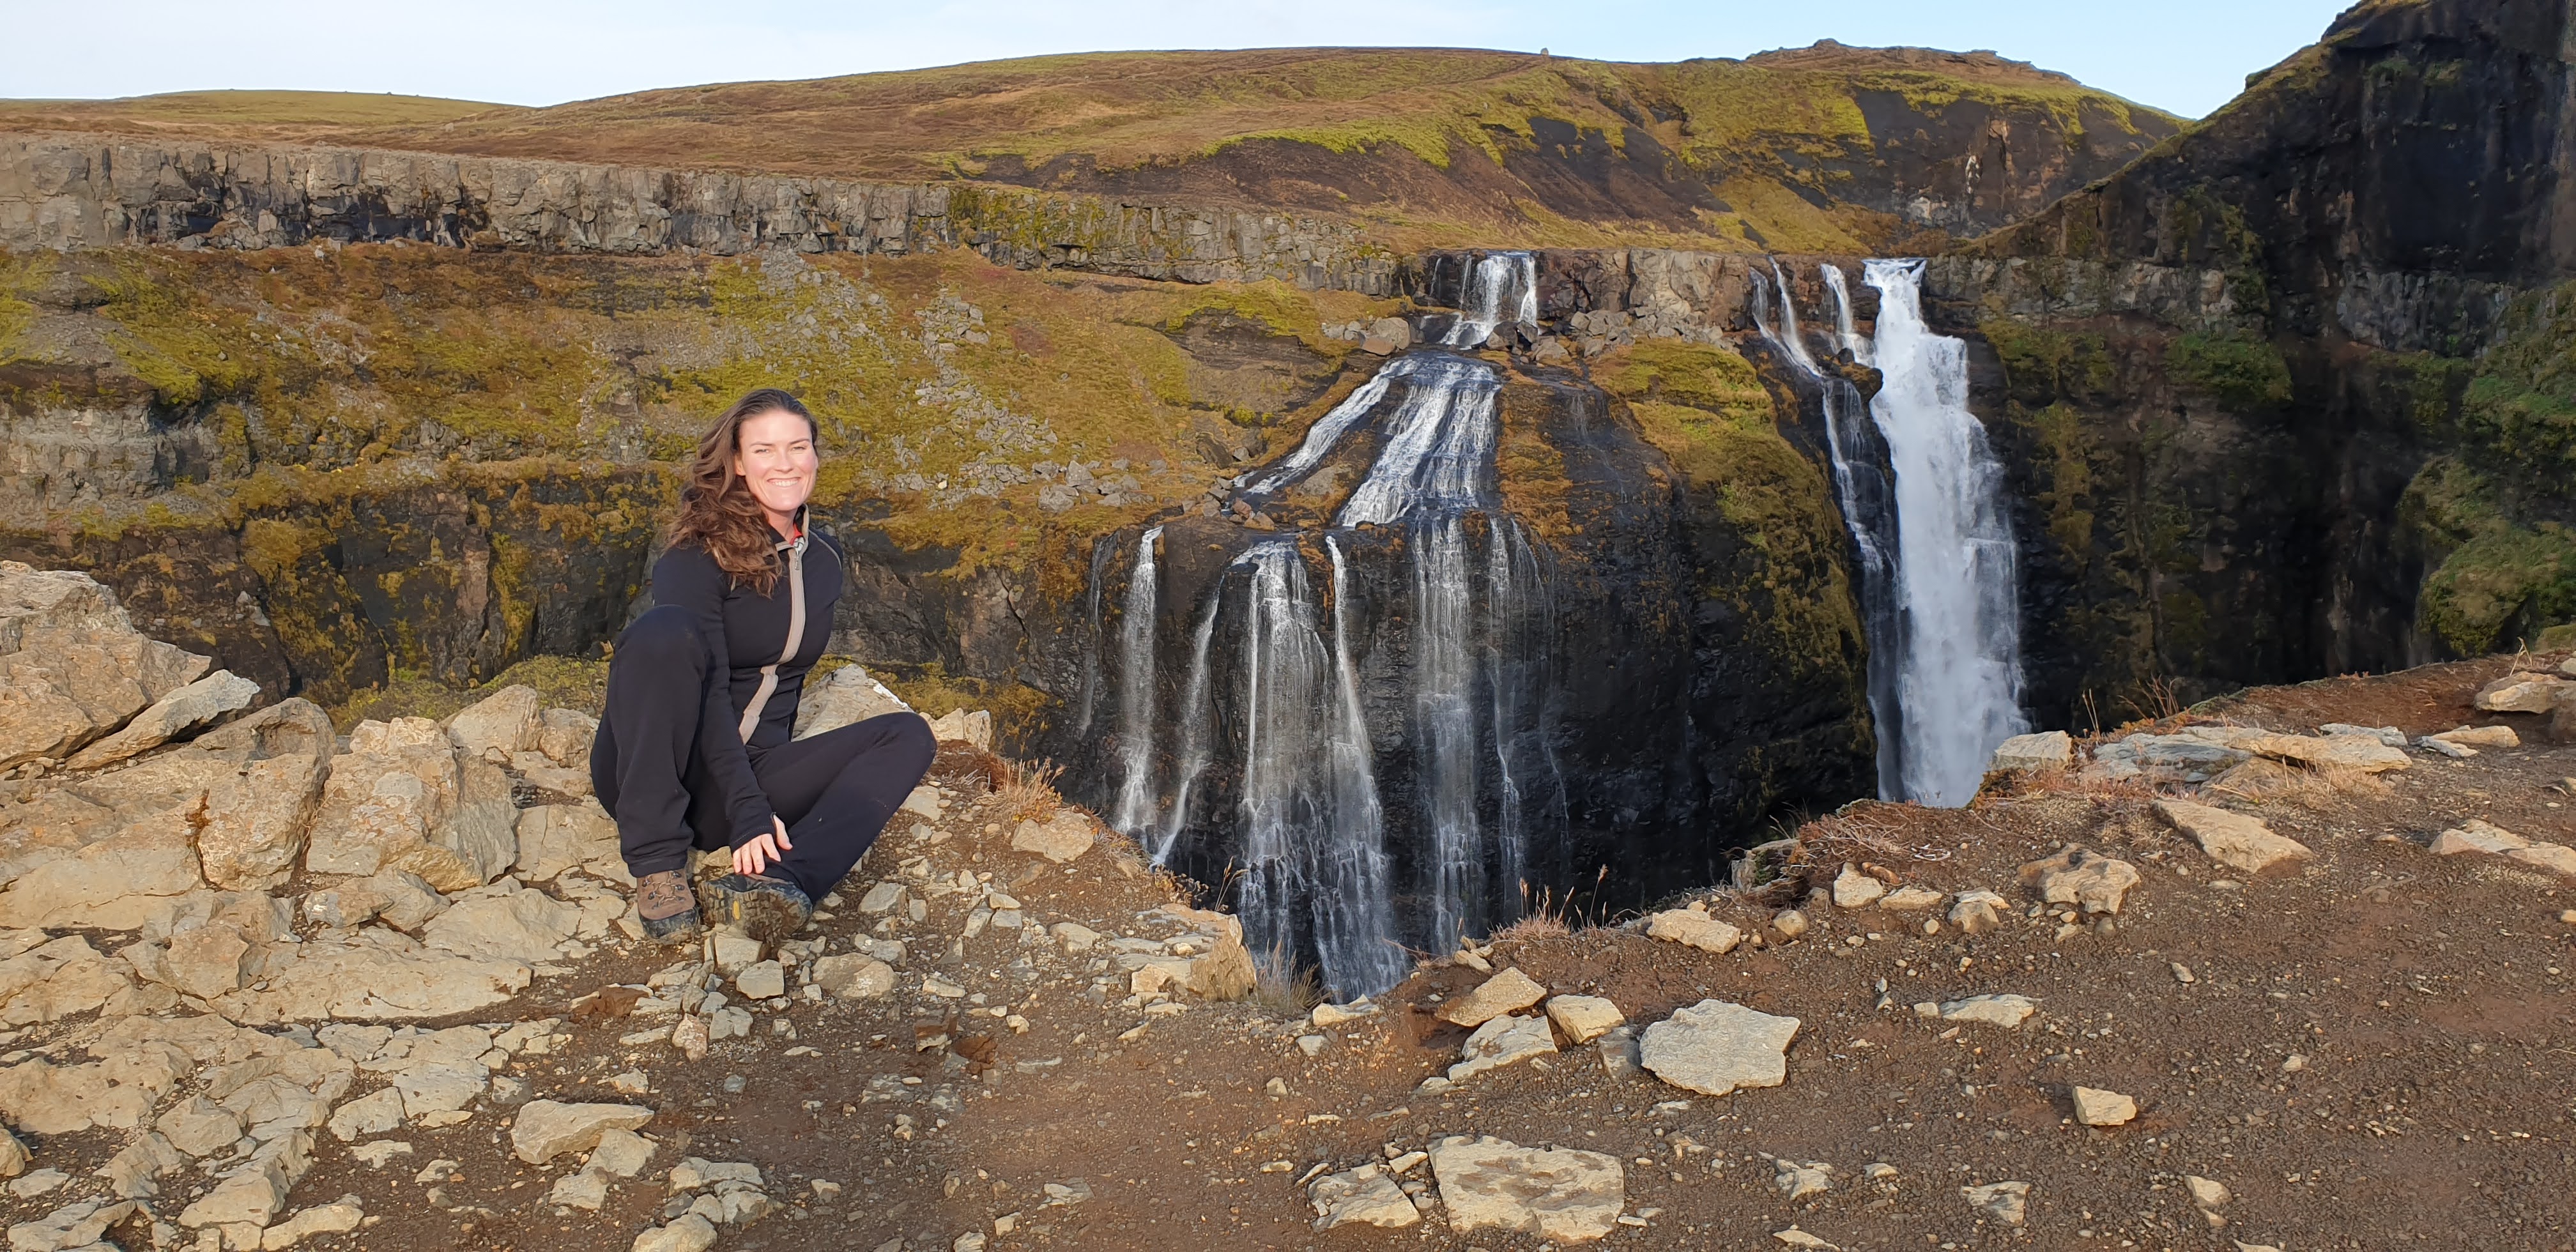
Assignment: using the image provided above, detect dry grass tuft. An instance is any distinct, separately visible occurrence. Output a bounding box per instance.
[1248,941,1324,1018]
[996,758,1066,823]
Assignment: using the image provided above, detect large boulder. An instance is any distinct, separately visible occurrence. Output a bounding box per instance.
[793,665,917,740]
[514,802,627,884]
[64,669,261,770]
[0,564,208,769]
[1638,999,1800,1096]
[306,718,511,890]
[447,685,541,763]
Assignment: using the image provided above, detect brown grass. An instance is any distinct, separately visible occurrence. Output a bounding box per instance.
[995,758,1066,823]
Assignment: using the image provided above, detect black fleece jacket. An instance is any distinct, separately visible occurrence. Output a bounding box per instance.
[648,521,844,846]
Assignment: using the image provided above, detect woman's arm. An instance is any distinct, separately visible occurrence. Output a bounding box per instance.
[650,545,779,848]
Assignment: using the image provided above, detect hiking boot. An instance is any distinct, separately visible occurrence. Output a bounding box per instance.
[634,870,702,945]
[697,873,813,943]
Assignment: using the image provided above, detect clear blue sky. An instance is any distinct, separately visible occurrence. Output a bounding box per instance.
[6,0,2355,119]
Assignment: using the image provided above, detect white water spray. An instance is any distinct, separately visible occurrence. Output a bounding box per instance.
[1108,526,1162,834]
[1863,258,2027,805]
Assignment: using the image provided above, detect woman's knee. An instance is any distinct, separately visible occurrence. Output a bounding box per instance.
[614,606,705,669]
[891,713,938,779]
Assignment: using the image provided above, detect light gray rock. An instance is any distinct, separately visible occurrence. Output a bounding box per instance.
[1595,1024,1642,1080]
[631,1214,719,1252]
[857,882,907,914]
[1961,1180,2029,1225]
[1543,995,1625,1044]
[1938,994,2038,1028]
[326,1088,405,1142]
[2430,724,2518,749]
[510,1101,654,1165]
[2184,1175,2230,1209]
[447,685,541,763]
[258,1198,364,1248]
[0,1127,24,1178]
[2475,675,2568,714]
[1774,1159,1832,1201]
[928,708,992,749]
[1448,1012,1558,1082]
[6,1199,137,1252]
[1831,864,1887,908]
[2238,731,2412,774]
[1878,886,1945,911]
[422,880,581,965]
[1429,1134,1623,1242]
[549,1166,611,1211]
[2017,846,2140,914]
[588,1127,656,1178]
[809,954,894,999]
[1308,1163,1420,1230]
[793,665,917,740]
[1010,812,1095,863]
[215,931,531,1022]
[65,668,259,769]
[1645,907,1742,953]
[514,803,626,885]
[0,809,204,930]
[1439,967,1547,1027]
[1638,1000,1800,1097]
[1987,730,2072,773]
[2071,1086,2136,1126]
[710,932,763,975]
[2156,800,2313,874]
[735,960,786,1000]
[2319,723,2407,747]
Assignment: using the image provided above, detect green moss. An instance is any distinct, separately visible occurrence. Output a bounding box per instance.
[2011,402,2099,562]
[1593,340,1772,420]
[0,253,47,366]
[1981,318,2117,405]
[2460,282,2576,473]
[2166,332,2292,409]
[2420,524,2576,655]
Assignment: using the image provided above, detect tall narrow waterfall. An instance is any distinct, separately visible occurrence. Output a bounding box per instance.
[1108,526,1162,833]
[1102,250,1561,997]
[1863,259,2027,805]
[1756,263,1908,798]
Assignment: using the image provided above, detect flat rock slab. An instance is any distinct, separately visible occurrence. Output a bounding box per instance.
[2239,731,2411,774]
[1938,994,2038,1028]
[1638,999,1800,1096]
[1440,967,1547,1027]
[2156,800,2313,874]
[1962,1180,2030,1225]
[2429,819,2576,878]
[2476,675,2570,713]
[1308,1163,1419,1230]
[2072,1086,2137,1126]
[1878,886,1945,911]
[2018,846,2140,914]
[1010,813,1095,864]
[1543,995,1625,1044]
[510,1101,653,1165]
[1430,1134,1623,1243]
[1644,908,1742,953]
[2430,724,2518,749]
[1449,1013,1557,1082]
[1988,729,2072,773]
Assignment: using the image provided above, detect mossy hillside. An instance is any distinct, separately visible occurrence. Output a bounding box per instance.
[2165,331,2294,409]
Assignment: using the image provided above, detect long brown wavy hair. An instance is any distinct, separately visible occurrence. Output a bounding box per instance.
[669,388,818,595]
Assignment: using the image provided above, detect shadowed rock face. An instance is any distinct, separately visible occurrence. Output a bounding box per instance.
[1940,0,2576,725]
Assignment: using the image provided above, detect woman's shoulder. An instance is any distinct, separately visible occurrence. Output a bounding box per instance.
[651,540,728,591]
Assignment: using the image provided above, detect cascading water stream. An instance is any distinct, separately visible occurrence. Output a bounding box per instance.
[1108,526,1162,833]
[1756,263,1908,798]
[1862,259,2027,805]
[1110,250,1560,995]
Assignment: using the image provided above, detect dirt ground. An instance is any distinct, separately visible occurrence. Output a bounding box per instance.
[10,655,2575,1252]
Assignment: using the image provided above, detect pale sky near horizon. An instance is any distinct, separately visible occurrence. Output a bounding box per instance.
[7,0,2353,121]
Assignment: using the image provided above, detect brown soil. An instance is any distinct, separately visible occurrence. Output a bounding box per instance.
[11,655,2576,1252]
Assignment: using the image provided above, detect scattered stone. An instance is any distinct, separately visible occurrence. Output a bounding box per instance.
[1308,1163,1420,1230]
[549,1167,610,1211]
[1774,1228,1839,1249]
[2071,1086,2138,1126]
[2172,962,2196,984]
[326,1087,404,1142]
[65,668,260,770]
[809,954,895,999]
[2430,724,2518,749]
[2238,731,2411,774]
[2475,675,2568,714]
[1449,1013,1558,1082]
[2156,800,2313,874]
[0,1128,23,1178]
[631,1214,719,1252]
[1878,886,1944,911]
[7,1200,137,1252]
[2417,735,2477,758]
[1637,1000,1800,1097]
[1988,730,2072,774]
[735,960,786,1000]
[1297,1035,1326,1057]
[1938,994,2038,1028]
[260,1198,364,1249]
[350,1141,413,1168]
[2320,723,2408,747]
[1440,967,1548,1027]
[671,1016,710,1060]
[2428,819,2576,877]
[1311,999,1378,1028]
[1774,1159,1832,1201]
[858,882,907,914]
[927,708,992,750]
[6,1166,65,1198]
[510,1101,654,1165]
[1962,1180,2030,1225]
[513,803,626,885]
[1947,890,2005,935]
[2185,1175,2232,1209]
[1770,908,1811,940]
[710,933,763,975]
[1830,864,1887,909]
[1646,908,1744,953]
[1010,812,1095,864]
[1429,1134,1623,1243]
[1595,1025,1643,1080]
[2018,846,2140,914]
[1544,995,1625,1044]
[793,665,916,740]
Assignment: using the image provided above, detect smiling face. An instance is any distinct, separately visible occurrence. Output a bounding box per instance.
[731,408,818,526]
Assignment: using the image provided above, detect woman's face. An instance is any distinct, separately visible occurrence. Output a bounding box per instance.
[733,409,818,521]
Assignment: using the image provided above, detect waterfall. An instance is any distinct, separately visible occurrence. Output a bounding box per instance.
[1756,263,1908,798]
[1108,526,1162,834]
[1107,249,1561,996]
[1071,537,1114,737]
[1863,258,2028,806]
[1439,252,1537,349]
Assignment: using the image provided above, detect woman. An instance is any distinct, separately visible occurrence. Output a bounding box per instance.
[591,388,937,944]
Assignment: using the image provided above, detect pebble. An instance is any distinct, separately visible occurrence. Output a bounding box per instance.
[1936,993,2038,1028]
[2071,1086,2137,1126]
[1831,864,1888,909]
[1774,1159,1832,1200]
[1961,1180,2030,1225]
[1646,907,1744,953]
[1772,909,1811,940]
[1297,1035,1327,1057]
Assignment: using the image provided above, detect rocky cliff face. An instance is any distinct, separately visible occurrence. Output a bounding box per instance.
[1943,0,2576,724]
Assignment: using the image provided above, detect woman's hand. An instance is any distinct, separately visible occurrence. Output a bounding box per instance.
[733,816,795,876]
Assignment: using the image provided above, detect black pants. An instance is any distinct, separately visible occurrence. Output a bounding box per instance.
[590,605,938,902]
